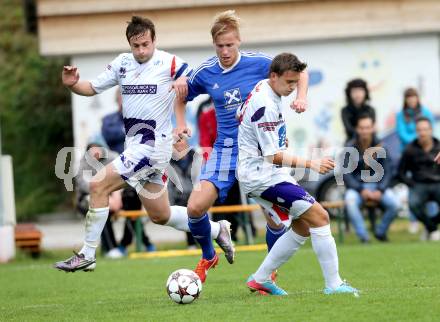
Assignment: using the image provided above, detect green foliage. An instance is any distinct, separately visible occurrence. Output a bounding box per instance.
[0,0,73,219]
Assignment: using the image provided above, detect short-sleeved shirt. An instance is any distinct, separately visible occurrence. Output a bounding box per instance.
[237,79,294,194]
[90,49,190,190]
[186,52,272,202]
[91,49,190,147]
[187,52,272,151]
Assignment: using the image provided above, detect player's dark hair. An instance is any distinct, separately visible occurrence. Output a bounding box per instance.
[415,116,432,127]
[356,113,375,126]
[345,78,370,105]
[126,16,156,42]
[269,53,307,76]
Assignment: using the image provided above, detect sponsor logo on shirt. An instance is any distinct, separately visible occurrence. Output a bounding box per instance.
[121,84,157,95]
[257,120,284,132]
[224,88,242,109]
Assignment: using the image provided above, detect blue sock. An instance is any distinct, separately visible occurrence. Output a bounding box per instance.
[188,213,215,260]
[266,224,287,252]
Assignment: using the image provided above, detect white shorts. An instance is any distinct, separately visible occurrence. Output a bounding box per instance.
[112,137,172,193]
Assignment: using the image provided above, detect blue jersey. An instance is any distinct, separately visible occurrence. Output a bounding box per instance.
[187,52,272,149]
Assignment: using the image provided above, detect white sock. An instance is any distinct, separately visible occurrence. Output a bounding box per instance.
[310,224,343,289]
[79,207,109,259]
[167,206,220,239]
[254,229,308,283]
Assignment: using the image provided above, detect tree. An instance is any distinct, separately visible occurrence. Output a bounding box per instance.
[0,0,73,219]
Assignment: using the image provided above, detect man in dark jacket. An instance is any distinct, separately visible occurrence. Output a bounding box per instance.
[341,78,376,142]
[398,116,440,241]
[343,114,398,242]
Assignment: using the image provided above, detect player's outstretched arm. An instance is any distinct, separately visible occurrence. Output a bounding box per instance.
[290,69,309,113]
[62,66,96,96]
[268,151,335,174]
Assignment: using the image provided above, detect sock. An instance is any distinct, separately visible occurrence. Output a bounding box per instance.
[79,207,109,259]
[310,224,343,289]
[167,206,220,238]
[188,213,215,260]
[266,224,287,252]
[254,229,308,283]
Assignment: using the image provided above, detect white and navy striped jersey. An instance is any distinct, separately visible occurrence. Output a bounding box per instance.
[237,79,292,193]
[91,49,190,147]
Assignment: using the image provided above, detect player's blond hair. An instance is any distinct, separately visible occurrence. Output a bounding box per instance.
[210,10,240,41]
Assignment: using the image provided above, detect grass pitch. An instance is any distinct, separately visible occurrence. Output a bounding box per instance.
[1,236,440,321]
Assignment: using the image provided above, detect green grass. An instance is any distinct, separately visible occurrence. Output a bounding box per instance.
[1,238,440,322]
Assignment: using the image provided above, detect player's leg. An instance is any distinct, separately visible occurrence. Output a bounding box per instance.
[264,209,288,252]
[247,218,309,295]
[186,180,221,281]
[137,176,233,264]
[54,163,126,272]
[300,202,358,295]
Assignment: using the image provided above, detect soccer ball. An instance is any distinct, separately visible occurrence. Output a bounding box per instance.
[166,269,202,304]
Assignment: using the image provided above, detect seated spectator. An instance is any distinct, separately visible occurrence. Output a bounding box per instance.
[117,187,156,254]
[75,142,123,257]
[343,114,399,243]
[341,78,376,142]
[396,87,435,234]
[398,116,440,241]
[396,87,434,150]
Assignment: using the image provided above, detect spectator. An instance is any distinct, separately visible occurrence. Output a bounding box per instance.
[396,87,435,233]
[396,88,434,150]
[118,187,156,253]
[196,98,217,161]
[343,114,399,243]
[101,89,156,254]
[398,116,440,241]
[75,142,123,257]
[341,78,376,142]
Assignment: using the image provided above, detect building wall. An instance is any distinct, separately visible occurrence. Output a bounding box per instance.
[36,0,440,159]
[37,0,440,55]
[71,34,440,157]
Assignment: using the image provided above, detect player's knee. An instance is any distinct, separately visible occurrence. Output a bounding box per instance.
[150,213,169,225]
[89,180,106,197]
[317,208,330,226]
[187,201,206,217]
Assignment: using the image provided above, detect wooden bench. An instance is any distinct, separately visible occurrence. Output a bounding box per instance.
[15,223,42,258]
[118,201,349,251]
[117,204,261,250]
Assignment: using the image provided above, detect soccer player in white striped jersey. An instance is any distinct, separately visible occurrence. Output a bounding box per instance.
[237,53,358,296]
[54,16,234,272]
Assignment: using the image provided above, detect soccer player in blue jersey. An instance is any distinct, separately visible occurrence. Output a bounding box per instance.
[172,10,309,283]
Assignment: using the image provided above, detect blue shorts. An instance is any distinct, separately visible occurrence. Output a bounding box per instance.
[200,145,238,203]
